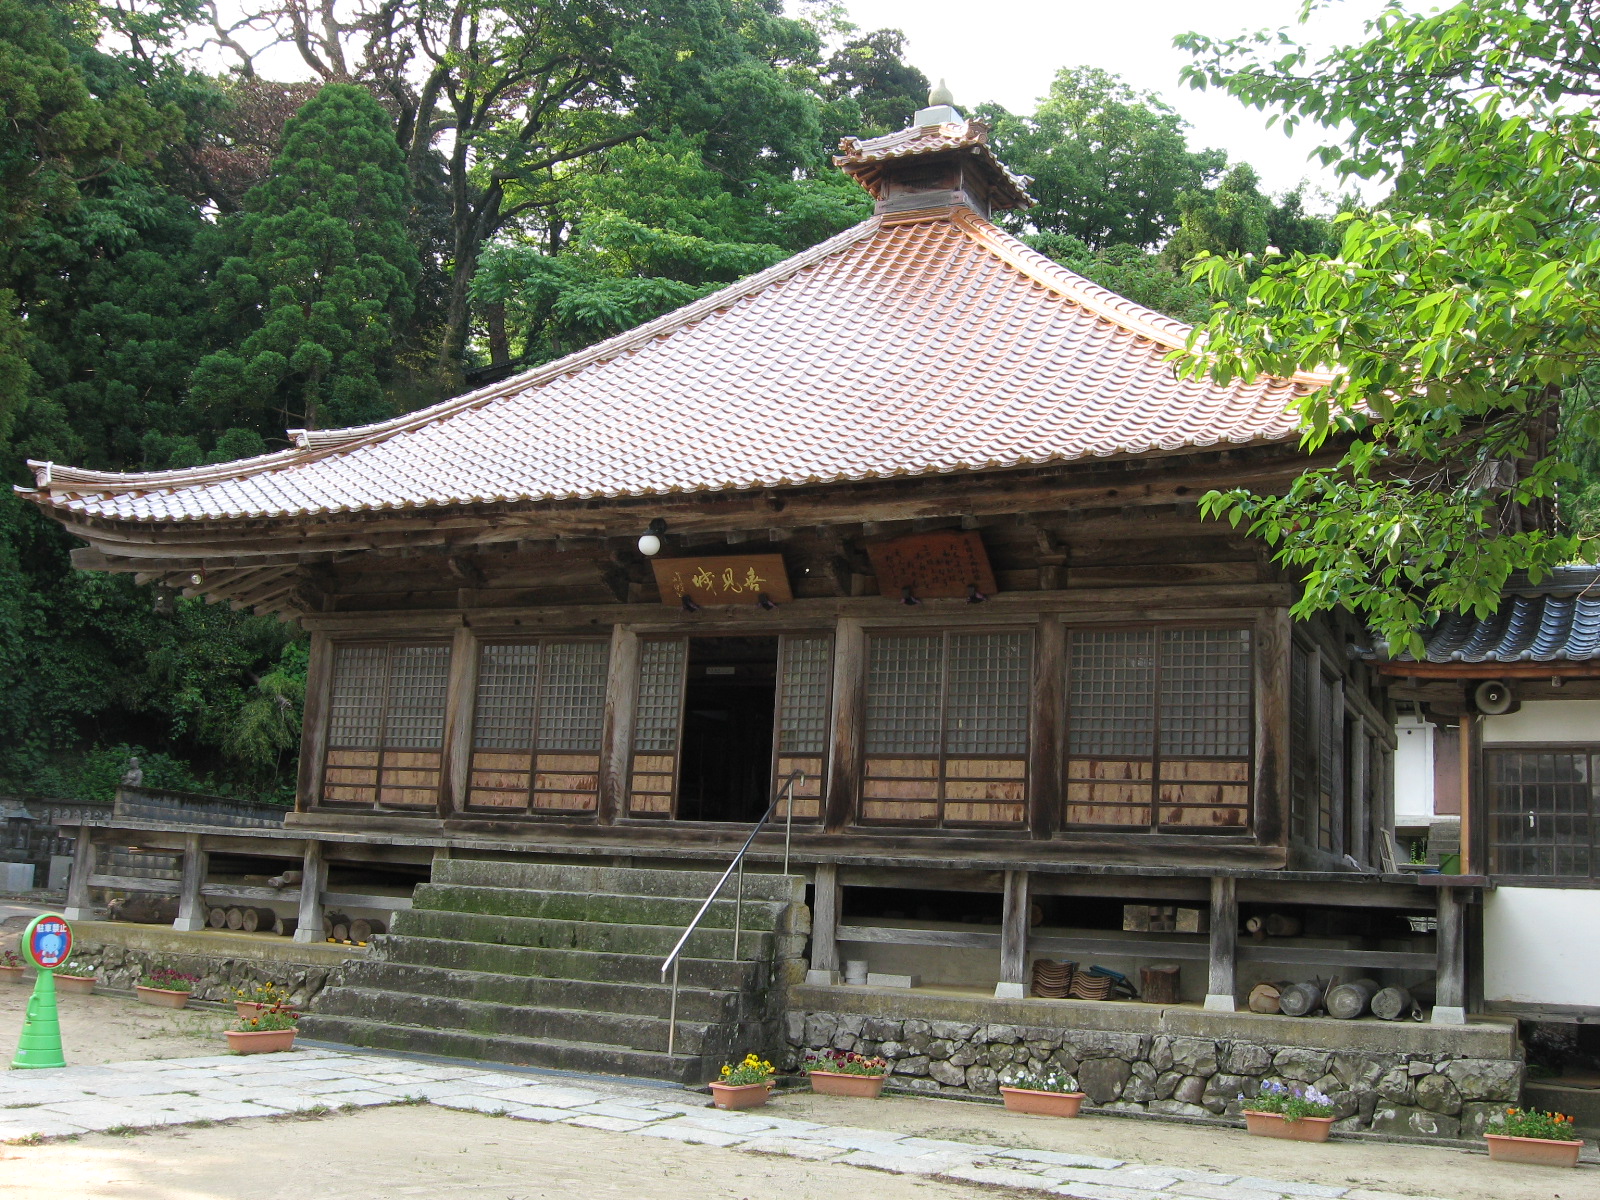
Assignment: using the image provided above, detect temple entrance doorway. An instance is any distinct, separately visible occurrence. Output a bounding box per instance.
[676,636,778,823]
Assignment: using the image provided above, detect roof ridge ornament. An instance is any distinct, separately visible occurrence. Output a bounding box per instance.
[914,77,961,128]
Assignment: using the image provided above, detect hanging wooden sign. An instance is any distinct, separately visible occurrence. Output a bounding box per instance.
[866,529,998,599]
[651,554,793,606]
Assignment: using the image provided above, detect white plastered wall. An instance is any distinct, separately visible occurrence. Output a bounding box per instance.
[1483,887,1600,1006]
[1482,697,1600,743]
[1479,697,1600,1008]
[1393,713,1436,824]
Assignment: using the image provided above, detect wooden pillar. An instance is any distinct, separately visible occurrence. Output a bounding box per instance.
[295,631,333,812]
[1255,610,1292,845]
[1204,875,1238,1011]
[293,842,328,944]
[1459,713,1477,874]
[996,869,1031,998]
[63,826,97,922]
[806,863,841,984]
[439,625,477,818]
[598,627,640,825]
[171,833,209,932]
[824,619,865,833]
[1029,617,1064,840]
[1433,885,1467,1024]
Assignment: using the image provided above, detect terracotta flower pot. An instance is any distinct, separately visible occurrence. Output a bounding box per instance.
[226,1028,297,1055]
[1485,1133,1584,1167]
[0,965,25,985]
[54,973,96,995]
[235,1001,268,1018]
[708,1081,771,1110]
[999,1087,1087,1118]
[809,1070,886,1098]
[1242,1111,1336,1142]
[135,984,192,1009]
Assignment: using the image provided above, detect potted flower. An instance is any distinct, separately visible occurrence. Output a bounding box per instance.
[1240,1080,1337,1142]
[805,1049,889,1098]
[709,1053,776,1110]
[54,958,97,995]
[1485,1107,1584,1167]
[231,980,288,1018]
[226,1001,300,1054]
[0,950,24,984]
[999,1068,1088,1117]
[134,965,199,1008]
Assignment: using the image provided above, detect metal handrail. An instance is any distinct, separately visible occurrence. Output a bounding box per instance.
[660,769,804,1058]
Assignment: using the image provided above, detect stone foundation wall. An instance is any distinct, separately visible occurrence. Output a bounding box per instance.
[786,1009,1523,1141]
[64,943,348,1009]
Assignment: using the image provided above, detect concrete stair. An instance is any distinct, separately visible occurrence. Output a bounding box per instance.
[300,859,807,1084]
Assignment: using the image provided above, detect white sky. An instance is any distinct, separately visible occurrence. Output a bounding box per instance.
[834,0,1404,198]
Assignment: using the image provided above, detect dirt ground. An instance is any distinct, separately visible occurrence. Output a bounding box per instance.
[0,976,234,1064]
[0,980,1592,1200]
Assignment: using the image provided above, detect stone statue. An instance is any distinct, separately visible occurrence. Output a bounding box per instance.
[121,756,143,788]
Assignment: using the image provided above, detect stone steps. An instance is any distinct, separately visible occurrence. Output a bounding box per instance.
[410,881,791,931]
[347,959,746,1023]
[299,1013,718,1085]
[373,934,761,990]
[303,858,806,1083]
[1524,1081,1600,1137]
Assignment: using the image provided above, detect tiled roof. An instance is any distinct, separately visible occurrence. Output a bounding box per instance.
[1406,568,1600,664]
[22,208,1323,526]
[835,118,1034,210]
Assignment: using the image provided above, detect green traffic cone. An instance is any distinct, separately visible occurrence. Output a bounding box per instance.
[12,969,66,1069]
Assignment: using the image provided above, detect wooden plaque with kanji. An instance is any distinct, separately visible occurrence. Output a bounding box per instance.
[866,530,998,599]
[651,554,793,606]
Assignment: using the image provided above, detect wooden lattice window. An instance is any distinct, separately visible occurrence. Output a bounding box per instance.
[628,639,689,817]
[1486,748,1597,882]
[466,639,609,814]
[1066,627,1251,832]
[774,635,833,821]
[321,642,451,809]
[861,630,1032,827]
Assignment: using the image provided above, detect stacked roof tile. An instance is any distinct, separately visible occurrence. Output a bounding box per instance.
[834,118,1034,209]
[1407,568,1600,663]
[22,190,1324,527]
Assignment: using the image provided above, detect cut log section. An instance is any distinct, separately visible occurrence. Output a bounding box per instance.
[225,906,245,930]
[1325,978,1380,1020]
[1278,980,1325,1017]
[1371,986,1415,1022]
[239,906,277,933]
[271,915,298,937]
[1139,964,1181,1005]
[1248,981,1292,1014]
[207,906,229,930]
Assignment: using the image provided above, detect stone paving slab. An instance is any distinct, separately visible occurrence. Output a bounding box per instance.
[0,1048,1459,1200]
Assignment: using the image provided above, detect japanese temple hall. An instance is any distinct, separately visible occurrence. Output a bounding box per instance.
[20,96,1513,1120]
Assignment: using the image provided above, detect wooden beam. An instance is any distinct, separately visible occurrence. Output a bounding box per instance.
[172,833,209,931]
[837,924,1002,949]
[997,869,1031,996]
[1236,945,1436,970]
[807,863,841,983]
[1205,876,1238,1011]
[1374,661,1600,679]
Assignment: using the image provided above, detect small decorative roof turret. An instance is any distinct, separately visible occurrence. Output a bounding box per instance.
[834,78,1033,217]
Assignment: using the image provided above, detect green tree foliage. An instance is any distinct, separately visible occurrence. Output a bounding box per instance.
[472,133,869,360]
[1024,233,1211,326]
[190,83,420,431]
[1177,0,1600,652]
[983,66,1226,250]
[821,28,930,136]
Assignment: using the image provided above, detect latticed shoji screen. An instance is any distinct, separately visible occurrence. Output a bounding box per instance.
[466,640,609,813]
[322,642,451,808]
[628,639,688,816]
[774,634,832,820]
[1486,749,1596,881]
[1066,627,1252,831]
[862,630,1032,827]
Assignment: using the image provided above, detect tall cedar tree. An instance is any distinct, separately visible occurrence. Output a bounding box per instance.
[190,83,421,431]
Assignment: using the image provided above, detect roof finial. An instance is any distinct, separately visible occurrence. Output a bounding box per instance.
[913,79,962,129]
